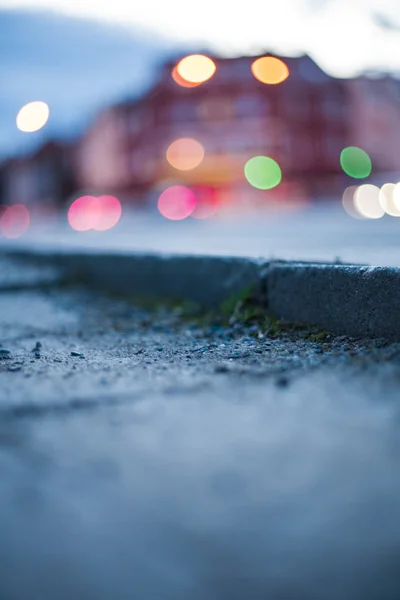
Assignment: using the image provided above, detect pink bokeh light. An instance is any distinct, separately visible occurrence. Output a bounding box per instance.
[157,186,197,220]
[93,195,122,231]
[191,187,220,219]
[68,195,122,231]
[0,204,30,238]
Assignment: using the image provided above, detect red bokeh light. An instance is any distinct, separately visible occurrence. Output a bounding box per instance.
[191,186,220,219]
[157,186,197,220]
[68,195,122,231]
[0,204,30,238]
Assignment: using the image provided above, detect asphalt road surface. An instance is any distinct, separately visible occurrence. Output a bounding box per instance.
[1,260,400,599]
[2,201,400,266]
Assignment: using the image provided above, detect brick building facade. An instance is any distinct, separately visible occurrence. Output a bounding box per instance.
[2,53,400,211]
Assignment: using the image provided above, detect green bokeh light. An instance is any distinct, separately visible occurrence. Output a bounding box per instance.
[340,147,372,179]
[244,156,282,190]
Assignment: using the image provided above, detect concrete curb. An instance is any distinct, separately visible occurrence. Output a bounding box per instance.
[1,249,268,309]
[2,248,399,339]
[267,263,400,340]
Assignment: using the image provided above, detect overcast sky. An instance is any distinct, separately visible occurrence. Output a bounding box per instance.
[2,0,400,76]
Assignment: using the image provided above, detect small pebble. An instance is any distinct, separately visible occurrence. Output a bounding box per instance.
[7,365,22,372]
[227,352,250,359]
[71,351,84,358]
[215,364,229,374]
[275,376,289,388]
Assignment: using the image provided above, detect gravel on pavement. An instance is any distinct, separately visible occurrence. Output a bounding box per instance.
[1,283,400,599]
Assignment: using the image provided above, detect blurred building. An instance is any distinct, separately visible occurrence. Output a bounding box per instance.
[0,140,76,208]
[347,75,400,173]
[76,53,351,205]
[3,53,400,211]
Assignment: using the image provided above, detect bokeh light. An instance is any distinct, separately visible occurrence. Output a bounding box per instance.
[171,66,201,88]
[93,195,122,231]
[251,57,289,85]
[342,185,363,219]
[68,196,96,231]
[191,187,220,219]
[391,184,400,212]
[0,204,30,238]
[244,156,282,190]
[176,55,216,85]
[340,147,372,179]
[68,195,121,231]
[166,138,205,171]
[16,101,50,133]
[379,183,400,217]
[354,184,384,219]
[158,186,197,220]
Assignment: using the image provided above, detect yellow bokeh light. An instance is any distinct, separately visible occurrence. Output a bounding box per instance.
[166,138,205,171]
[251,57,289,85]
[171,66,201,88]
[16,101,50,133]
[176,55,216,85]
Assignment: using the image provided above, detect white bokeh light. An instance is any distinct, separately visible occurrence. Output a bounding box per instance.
[379,183,400,217]
[16,101,50,133]
[354,184,384,219]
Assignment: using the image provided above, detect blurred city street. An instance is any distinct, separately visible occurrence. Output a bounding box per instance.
[3,201,400,266]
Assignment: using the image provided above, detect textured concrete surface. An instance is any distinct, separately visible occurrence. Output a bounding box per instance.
[2,250,268,309]
[2,282,400,599]
[0,256,63,290]
[268,263,400,339]
[5,248,400,340]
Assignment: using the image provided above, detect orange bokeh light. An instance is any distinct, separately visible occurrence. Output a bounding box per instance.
[158,186,197,220]
[176,54,216,85]
[166,138,205,171]
[0,204,30,238]
[251,57,289,85]
[171,66,201,88]
[68,195,122,232]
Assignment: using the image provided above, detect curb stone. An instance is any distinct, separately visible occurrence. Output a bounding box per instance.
[267,263,400,340]
[2,248,399,340]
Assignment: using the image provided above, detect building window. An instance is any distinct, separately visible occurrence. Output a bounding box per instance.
[235,94,266,117]
[283,92,310,119]
[325,136,343,161]
[321,96,347,118]
[169,101,198,122]
[198,98,235,120]
[232,60,252,79]
[129,115,141,135]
